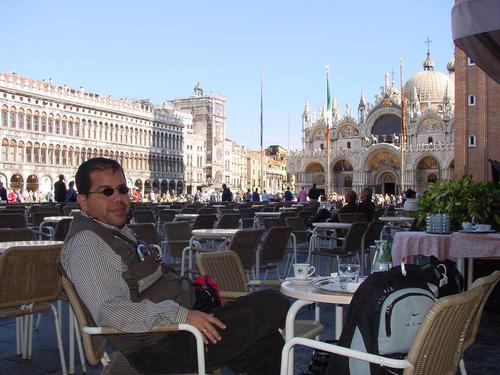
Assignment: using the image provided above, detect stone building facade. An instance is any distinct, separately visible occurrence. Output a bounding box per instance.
[288,52,456,196]
[0,72,186,196]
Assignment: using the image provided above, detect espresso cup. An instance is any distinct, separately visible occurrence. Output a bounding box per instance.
[476,224,491,231]
[462,222,472,231]
[293,263,315,280]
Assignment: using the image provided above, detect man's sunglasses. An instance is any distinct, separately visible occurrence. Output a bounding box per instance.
[88,186,130,197]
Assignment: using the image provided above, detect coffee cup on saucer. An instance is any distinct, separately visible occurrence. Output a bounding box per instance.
[476,224,492,231]
[462,222,473,231]
[293,263,315,280]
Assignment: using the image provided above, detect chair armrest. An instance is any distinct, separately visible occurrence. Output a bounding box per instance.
[220,291,249,300]
[280,337,413,375]
[248,280,282,287]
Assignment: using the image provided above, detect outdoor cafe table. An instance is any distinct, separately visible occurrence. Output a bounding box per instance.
[0,240,64,254]
[39,216,74,234]
[281,279,354,374]
[392,230,500,287]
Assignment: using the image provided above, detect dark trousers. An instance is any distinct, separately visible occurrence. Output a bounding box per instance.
[127,289,289,375]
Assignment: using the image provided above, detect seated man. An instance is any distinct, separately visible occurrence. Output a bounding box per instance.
[358,187,375,221]
[61,157,288,374]
[331,190,359,222]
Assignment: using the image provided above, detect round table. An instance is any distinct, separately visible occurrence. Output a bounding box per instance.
[281,279,354,358]
[0,240,64,254]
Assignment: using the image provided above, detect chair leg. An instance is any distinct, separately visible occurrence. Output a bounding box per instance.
[27,314,34,359]
[16,317,22,356]
[50,304,68,375]
[73,313,87,373]
[459,359,467,375]
[22,314,29,359]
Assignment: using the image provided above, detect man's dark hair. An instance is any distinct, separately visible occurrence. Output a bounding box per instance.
[361,187,372,200]
[69,181,75,188]
[75,157,125,195]
[58,174,65,181]
[345,190,358,204]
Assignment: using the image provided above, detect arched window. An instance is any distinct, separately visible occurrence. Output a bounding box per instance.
[17,108,25,129]
[68,146,73,166]
[48,144,54,164]
[48,115,54,133]
[61,116,67,135]
[33,111,40,131]
[41,143,47,164]
[26,142,32,163]
[468,94,476,106]
[75,118,80,137]
[428,136,434,144]
[1,106,7,127]
[18,141,24,163]
[1,139,8,161]
[55,116,61,134]
[347,142,351,149]
[9,140,16,161]
[26,110,32,130]
[41,112,47,132]
[9,107,16,128]
[68,118,73,136]
[62,146,67,165]
[34,143,41,163]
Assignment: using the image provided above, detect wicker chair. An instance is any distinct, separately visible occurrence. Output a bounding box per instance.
[460,270,500,374]
[0,213,27,228]
[131,209,156,224]
[227,229,264,279]
[162,221,193,266]
[197,250,324,340]
[61,275,212,375]
[259,226,293,279]
[192,214,218,230]
[0,228,37,242]
[216,214,241,229]
[311,222,367,274]
[0,244,66,373]
[127,223,162,257]
[280,272,497,375]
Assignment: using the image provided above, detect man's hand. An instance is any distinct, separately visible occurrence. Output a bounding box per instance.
[186,310,226,344]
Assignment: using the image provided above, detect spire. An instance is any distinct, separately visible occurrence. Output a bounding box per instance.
[423,37,434,71]
[358,90,366,108]
[303,99,309,115]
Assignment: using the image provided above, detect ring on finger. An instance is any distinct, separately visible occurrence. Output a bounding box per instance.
[202,328,207,333]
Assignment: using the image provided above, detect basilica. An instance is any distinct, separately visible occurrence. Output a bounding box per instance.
[287,51,455,196]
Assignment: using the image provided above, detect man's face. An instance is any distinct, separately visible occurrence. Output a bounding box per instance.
[77,168,131,228]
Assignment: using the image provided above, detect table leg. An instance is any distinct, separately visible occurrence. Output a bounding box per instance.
[467,258,474,290]
[335,305,344,340]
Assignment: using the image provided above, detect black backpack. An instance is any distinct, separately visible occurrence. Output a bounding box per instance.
[420,256,464,298]
[327,264,436,375]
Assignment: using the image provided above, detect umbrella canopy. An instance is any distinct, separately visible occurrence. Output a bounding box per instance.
[452,0,500,83]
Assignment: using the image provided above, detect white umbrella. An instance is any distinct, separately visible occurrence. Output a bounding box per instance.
[452,0,500,83]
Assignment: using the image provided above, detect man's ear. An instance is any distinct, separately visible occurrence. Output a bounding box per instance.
[77,194,88,212]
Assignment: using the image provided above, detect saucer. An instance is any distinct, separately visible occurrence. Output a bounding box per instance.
[285,277,313,285]
[459,229,495,234]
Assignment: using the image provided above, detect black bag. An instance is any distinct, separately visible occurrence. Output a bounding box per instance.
[421,256,464,297]
[192,275,222,312]
[328,264,436,375]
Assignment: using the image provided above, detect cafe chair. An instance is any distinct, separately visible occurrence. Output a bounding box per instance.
[131,209,156,224]
[285,217,313,265]
[460,270,500,374]
[215,213,241,229]
[353,212,368,223]
[192,214,218,230]
[310,222,367,274]
[158,209,178,225]
[61,275,214,375]
[280,272,497,375]
[162,221,193,266]
[197,250,324,340]
[360,220,385,274]
[127,223,162,255]
[338,213,355,223]
[0,244,67,374]
[0,228,37,242]
[227,229,264,279]
[259,226,293,279]
[0,213,27,229]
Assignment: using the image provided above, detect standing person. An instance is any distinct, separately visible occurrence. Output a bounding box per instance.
[221,183,233,202]
[65,181,78,203]
[261,189,270,202]
[54,174,67,203]
[0,181,7,201]
[7,188,17,204]
[297,186,307,203]
[284,187,293,202]
[308,183,320,202]
[244,189,252,202]
[61,157,287,375]
[252,188,261,202]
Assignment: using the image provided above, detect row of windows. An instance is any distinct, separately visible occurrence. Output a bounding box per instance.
[0,106,183,150]
[1,138,183,174]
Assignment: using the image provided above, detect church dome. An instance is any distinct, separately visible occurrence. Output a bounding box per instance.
[404,52,454,103]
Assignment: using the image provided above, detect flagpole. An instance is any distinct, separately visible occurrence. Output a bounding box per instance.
[260,72,264,194]
[400,58,406,194]
[325,65,331,200]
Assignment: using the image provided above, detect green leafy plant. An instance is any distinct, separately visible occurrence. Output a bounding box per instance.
[416,175,500,231]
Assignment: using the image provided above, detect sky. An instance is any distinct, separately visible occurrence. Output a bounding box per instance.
[0,0,454,151]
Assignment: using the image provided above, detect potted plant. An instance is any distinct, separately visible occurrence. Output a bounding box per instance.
[416,175,500,231]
